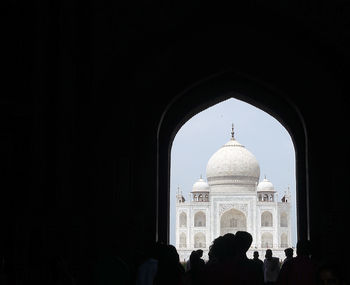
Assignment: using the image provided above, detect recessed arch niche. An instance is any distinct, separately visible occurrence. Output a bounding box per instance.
[194,232,206,248]
[194,211,206,227]
[262,232,274,248]
[261,211,273,227]
[220,208,247,235]
[179,212,187,227]
[157,71,308,244]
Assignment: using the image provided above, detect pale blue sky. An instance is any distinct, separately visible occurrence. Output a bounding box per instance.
[169,97,297,246]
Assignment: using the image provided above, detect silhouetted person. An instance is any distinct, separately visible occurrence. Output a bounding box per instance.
[252,251,264,277]
[281,248,293,268]
[263,249,280,284]
[206,235,231,265]
[195,250,205,265]
[203,232,264,285]
[202,233,237,285]
[184,250,205,285]
[136,242,161,285]
[185,252,193,272]
[153,244,185,285]
[277,240,316,285]
[185,250,203,272]
[234,231,264,285]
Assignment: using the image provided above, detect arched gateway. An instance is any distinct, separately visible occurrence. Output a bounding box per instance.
[175,126,292,261]
[220,208,246,235]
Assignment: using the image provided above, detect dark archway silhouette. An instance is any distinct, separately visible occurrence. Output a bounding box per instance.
[157,71,308,244]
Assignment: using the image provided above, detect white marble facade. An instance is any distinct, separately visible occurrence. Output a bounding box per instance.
[175,127,292,261]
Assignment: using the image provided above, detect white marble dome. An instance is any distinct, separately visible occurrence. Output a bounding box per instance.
[192,177,210,192]
[257,177,275,192]
[206,137,260,186]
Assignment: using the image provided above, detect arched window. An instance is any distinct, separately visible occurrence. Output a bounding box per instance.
[179,233,186,248]
[280,212,288,227]
[261,211,273,227]
[179,212,187,227]
[280,233,288,247]
[194,211,206,227]
[261,232,273,248]
[194,232,206,248]
[198,194,203,202]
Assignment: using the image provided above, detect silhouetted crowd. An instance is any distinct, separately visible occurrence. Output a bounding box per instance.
[25,230,347,284]
[135,231,348,285]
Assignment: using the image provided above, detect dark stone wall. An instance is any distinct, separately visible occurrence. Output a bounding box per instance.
[2,0,350,283]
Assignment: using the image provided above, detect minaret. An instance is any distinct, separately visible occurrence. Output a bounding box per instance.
[281,186,291,203]
[176,186,185,203]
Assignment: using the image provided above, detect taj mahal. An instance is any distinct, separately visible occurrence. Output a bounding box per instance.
[175,126,292,261]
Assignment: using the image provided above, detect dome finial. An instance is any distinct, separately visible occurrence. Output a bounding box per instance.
[231,123,235,139]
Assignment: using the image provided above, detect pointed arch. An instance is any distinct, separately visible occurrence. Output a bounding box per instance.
[179,212,187,227]
[280,212,288,227]
[220,208,246,235]
[262,232,273,248]
[179,232,187,248]
[281,233,288,247]
[261,211,273,227]
[157,71,308,243]
[194,211,206,227]
[194,232,206,248]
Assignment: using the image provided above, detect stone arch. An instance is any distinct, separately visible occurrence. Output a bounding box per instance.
[261,232,273,248]
[220,208,246,235]
[194,232,206,248]
[194,211,206,227]
[158,71,307,244]
[179,212,187,227]
[261,211,273,227]
[280,233,288,247]
[280,212,288,227]
[179,232,186,248]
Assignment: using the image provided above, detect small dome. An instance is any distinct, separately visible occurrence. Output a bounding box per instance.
[192,177,210,192]
[257,177,275,192]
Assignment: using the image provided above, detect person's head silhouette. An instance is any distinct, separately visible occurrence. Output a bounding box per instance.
[235,231,253,256]
[196,249,203,258]
[223,233,236,259]
[209,234,236,262]
[253,251,259,259]
[296,240,311,257]
[265,249,273,260]
[208,236,225,262]
[284,247,293,259]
